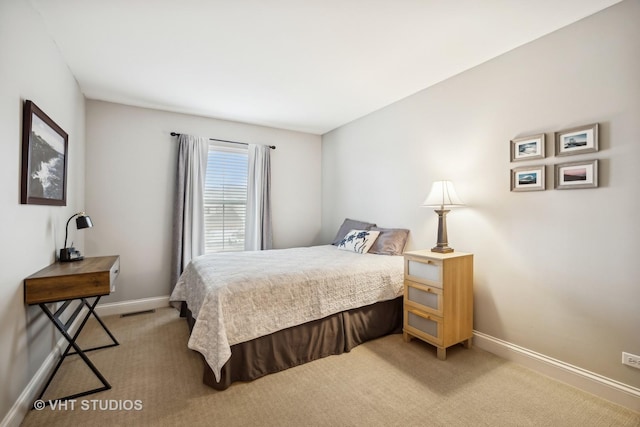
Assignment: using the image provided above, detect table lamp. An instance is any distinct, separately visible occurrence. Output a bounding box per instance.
[422,181,464,253]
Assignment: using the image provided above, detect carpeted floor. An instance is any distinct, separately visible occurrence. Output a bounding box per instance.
[21,307,640,427]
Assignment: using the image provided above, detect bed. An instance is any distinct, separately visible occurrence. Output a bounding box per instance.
[170,221,409,390]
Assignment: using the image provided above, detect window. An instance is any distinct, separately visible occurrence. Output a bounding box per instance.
[204,143,248,253]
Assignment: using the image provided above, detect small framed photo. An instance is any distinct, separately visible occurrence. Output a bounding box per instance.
[21,100,68,205]
[510,133,545,162]
[555,159,598,190]
[555,123,598,156]
[511,165,545,192]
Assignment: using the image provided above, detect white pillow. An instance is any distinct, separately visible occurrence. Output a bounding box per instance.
[337,229,381,254]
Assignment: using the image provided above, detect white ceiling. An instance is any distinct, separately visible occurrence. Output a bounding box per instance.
[31,0,621,135]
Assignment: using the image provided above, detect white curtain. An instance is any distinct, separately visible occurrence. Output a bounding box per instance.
[170,134,209,293]
[245,144,273,251]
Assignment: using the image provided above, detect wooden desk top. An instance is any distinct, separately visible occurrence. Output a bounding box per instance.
[25,256,120,305]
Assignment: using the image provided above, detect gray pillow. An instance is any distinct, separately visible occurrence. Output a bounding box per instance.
[331,218,376,245]
[368,227,410,255]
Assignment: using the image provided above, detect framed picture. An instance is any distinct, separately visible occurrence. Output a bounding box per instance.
[511,165,545,192]
[555,123,598,156]
[510,133,545,162]
[21,100,68,205]
[555,159,598,190]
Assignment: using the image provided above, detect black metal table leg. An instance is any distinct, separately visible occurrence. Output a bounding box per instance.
[67,298,119,355]
[35,296,118,407]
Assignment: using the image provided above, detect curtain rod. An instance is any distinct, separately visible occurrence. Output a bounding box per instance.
[170,132,275,149]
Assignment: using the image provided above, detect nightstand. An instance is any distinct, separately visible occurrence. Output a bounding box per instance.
[24,256,120,406]
[402,250,473,360]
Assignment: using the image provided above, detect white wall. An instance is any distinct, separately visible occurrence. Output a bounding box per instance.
[85,101,322,303]
[322,0,640,391]
[0,0,86,422]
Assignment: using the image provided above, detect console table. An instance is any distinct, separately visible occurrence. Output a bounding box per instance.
[24,256,120,405]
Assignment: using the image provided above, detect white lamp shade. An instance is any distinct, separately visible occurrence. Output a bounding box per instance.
[422,180,464,208]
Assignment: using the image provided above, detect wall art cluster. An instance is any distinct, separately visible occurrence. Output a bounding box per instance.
[510,123,599,192]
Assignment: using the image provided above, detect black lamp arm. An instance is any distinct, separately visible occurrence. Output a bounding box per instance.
[63,212,84,249]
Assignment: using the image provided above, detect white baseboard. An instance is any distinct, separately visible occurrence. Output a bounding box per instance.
[0,344,60,427]
[94,295,170,317]
[1,303,88,427]
[473,330,640,413]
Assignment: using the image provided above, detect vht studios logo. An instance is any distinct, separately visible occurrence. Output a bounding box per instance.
[33,399,143,411]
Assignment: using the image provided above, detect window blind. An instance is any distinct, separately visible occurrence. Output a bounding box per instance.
[204,143,248,253]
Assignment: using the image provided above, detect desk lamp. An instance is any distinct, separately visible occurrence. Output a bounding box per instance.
[60,211,93,262]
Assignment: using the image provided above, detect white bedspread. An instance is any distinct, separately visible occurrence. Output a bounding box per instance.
[170,245,404,381]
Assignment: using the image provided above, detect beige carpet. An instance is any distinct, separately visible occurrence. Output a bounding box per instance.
[21,307,639,427]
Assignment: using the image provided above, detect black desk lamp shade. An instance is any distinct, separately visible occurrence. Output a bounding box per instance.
[60,212,93,262]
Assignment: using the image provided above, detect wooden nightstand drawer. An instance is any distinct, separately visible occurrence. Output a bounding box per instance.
[405,281,442,316]
[404,308,443,345]
[405,255,443,288]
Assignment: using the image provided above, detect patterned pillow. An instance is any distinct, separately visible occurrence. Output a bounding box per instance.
[337,229,381,254]
[331,218,376,245]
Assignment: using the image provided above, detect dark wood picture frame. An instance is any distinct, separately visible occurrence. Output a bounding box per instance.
[21,100,68,205]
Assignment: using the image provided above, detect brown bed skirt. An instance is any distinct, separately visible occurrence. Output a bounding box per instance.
[181,296,403,390]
